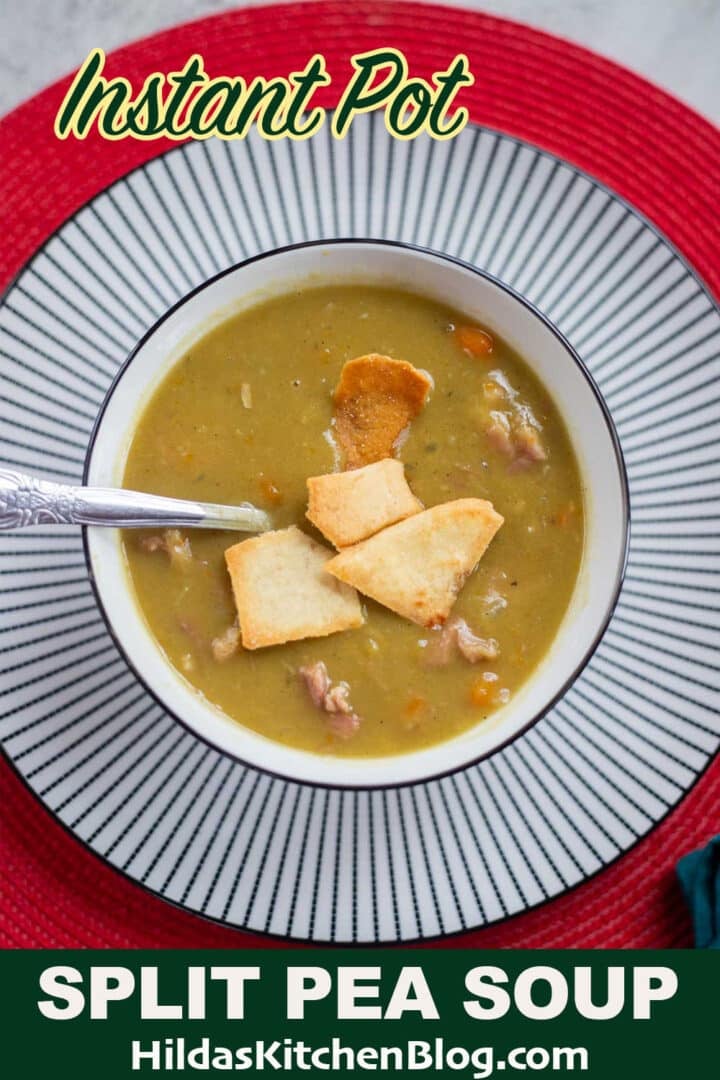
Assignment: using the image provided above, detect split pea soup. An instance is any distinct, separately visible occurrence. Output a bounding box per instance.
[122,285,584,757]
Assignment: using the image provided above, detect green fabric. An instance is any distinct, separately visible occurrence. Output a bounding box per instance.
[676,835,720,949]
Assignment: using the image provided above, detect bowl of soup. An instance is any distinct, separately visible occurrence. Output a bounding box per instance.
[84,240,628,787]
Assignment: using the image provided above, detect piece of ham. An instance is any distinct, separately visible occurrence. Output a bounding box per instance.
[482,372,547,467]
[139,534,166,553]
[300,659,331,707]
[211,624,241,661]
[425,615,499,667]
[299,661,361,739]
[515,421,546,461]
[324,684,361,739]
[486,411,515,457]
[455,619,500,662]
[140,528,193,568]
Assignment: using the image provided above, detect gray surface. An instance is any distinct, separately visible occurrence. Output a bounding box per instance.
[0,0,718,122]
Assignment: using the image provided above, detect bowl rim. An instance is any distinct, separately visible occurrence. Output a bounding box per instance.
[82,237,631,790]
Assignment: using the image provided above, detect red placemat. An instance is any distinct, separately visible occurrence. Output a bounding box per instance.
[1,1,718,948]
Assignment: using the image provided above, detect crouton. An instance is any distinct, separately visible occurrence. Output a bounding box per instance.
[306,459,423,548]
[333,353,433,468]
[325,499,503,627]
[224,526,364,649]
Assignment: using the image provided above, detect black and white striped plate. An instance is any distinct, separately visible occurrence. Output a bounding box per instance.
[1,117,718,942]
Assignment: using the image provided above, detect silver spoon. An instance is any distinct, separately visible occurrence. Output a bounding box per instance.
[0,468,272,533]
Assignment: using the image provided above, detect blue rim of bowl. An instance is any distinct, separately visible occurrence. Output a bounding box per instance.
[81,237,631,791]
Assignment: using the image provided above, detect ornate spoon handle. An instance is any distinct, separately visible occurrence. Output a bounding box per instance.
[0,468,272,533]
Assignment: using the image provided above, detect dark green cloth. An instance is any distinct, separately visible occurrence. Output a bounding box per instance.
[676,835,720,949]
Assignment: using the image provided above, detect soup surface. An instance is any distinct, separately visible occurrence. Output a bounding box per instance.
[123,285,584,757]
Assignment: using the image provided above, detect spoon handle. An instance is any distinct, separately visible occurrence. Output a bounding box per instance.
[0,468,271,532]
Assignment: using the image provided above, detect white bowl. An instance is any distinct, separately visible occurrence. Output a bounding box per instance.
[84,240,629,788]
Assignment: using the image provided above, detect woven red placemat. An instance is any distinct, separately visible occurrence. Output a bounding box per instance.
[1,1,718,948]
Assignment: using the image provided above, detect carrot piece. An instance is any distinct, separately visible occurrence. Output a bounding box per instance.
[454,325,494,358]
[402,693,428,732]
[556,501,576,527]
[257,474,284,505]
[404,694,427,717]
[469,680,490,706]
[470,678,510,709]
